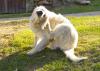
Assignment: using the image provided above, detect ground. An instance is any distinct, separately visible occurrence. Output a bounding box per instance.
[0,20,29,48]
[0,15,100,71]
[0,0,100,70]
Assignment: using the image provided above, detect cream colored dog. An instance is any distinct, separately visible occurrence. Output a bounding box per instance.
[27,6,87,62]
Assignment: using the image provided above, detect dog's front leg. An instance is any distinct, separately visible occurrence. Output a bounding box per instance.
[27,36,48,55]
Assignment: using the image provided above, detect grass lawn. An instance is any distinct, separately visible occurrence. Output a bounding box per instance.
[0,0,100,18]
[0,13,31,18]
[0,16,100,71]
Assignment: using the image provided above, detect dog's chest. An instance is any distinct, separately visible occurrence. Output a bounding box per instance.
[31,25,50,37]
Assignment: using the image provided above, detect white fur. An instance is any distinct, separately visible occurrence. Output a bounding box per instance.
[27,6,87,62]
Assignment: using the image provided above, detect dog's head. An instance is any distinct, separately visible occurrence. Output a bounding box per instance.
[30,6,48,23]
[35,6,47,18]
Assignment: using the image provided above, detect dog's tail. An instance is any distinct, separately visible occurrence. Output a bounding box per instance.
[64,48,88,62]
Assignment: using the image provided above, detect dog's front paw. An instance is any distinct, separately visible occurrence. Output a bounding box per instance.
[82,57,88,59]
[27,48,37,56]
[75,56,88,62]
[27,51,34,56]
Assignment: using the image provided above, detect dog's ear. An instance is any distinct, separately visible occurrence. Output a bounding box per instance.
[30,15,36,23]
[30,12,39,24]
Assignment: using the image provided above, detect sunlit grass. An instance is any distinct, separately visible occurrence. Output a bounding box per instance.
[68,16,100,32]
[11,29,34,48]
[0,16,100,71]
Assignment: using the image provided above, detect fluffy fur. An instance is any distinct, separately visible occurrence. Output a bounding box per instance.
[27,6,87,62]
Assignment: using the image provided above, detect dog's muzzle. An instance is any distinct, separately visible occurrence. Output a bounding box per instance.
[36,11,43,17]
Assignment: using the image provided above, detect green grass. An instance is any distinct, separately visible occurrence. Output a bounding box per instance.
[0,13,31,18]
[11,30,35,48]
[0,16,100,71]
[53,0,100,14]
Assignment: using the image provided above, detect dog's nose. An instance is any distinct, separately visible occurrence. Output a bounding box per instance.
[36,11,43,17]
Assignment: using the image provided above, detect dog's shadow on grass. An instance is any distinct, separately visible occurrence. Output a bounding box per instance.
[0,48,68,71]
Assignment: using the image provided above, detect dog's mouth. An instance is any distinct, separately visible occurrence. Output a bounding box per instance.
[36,11,43,17]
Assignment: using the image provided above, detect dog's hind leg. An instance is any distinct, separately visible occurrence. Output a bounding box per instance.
[27,36,49,55]
[63,48,88,62]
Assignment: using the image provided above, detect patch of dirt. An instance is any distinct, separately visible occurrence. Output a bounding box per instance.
[0,22,29,47]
